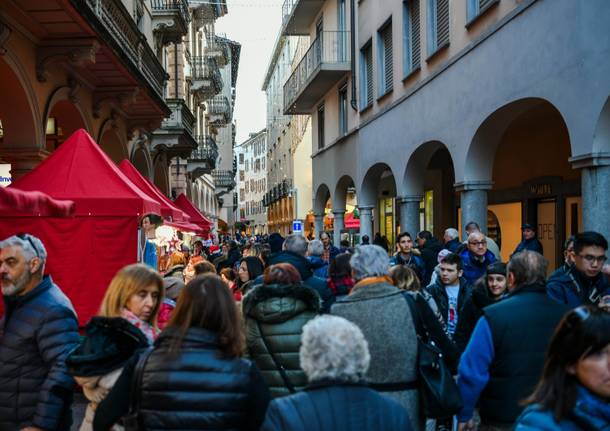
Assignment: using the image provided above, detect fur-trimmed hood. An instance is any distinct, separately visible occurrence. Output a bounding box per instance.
[242,283,321,324]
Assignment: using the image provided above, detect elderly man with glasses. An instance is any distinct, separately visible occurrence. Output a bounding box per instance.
[547,231,610,308]
[0,234,80,431]
[459,231,497,286]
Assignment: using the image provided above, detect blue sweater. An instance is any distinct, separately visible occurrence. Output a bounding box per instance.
[456,316,495,422]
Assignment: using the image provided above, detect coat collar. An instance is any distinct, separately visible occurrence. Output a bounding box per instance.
[3,274,53,308]
[345,277,399,300]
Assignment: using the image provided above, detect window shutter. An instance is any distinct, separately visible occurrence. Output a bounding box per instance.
[383,26,393,91]
[436,0,449,48]
[479,0,493,10]
[366,46,373,105]
[410,0,421,70]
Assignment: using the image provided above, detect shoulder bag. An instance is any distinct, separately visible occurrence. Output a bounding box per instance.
[122,348,154,431]
[402,292,463,419]
[256,320,296,394]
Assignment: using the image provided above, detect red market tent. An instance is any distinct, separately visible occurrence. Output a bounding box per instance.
[164,220,205,235]
[118,159,187,221]
[345,211,360,229]
[174,193,212,233]
[0,129,161,325]
[0,186,75,217]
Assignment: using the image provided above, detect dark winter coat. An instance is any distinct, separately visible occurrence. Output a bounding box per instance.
[480,284,569,425]
[0,275,80,431]
[243,283,320,398]
[163,264,184,279]
[460,250,497,286]
[444,238,461,253]
[307,255,329,279]
[453,283,504,354]
[426,276,472,332]
[547,265,610,308]
[331,279,421,431]
[267,251,333,312]
[93,327,270,431]
[419,238,444,285]
[261,381,413,431]
[324,245,341,263]
[512,237,544,256]
[389,252,426,283]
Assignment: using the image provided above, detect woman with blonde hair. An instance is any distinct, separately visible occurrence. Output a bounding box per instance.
[67,264,164,431]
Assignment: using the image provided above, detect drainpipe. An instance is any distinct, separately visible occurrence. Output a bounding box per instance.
[174,42,179,98]
[350,0,358,111]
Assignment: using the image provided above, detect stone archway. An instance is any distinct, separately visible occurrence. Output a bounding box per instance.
[359,163,397,241]
[0,56,43,179]
[153,152,170,196]
[131,146,152,179]
[99,119,128,163]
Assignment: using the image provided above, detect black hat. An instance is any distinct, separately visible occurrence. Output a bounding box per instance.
[521,223,536,230]
[66,317,149,377]
[268,232,285,254]
[486,262,507,276]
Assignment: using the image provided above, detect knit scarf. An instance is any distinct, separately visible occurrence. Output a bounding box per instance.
[328,276,355,296]
[575,385,610,424]
[351,276,394,294]
[120,308,158,345]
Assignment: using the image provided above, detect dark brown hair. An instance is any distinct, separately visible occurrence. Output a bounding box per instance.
[523,306,610,421]
[219,267,236,282]
[263,263,302,285]
[328,253,352,279]
[194,260,217,275]
[166,274,244,358]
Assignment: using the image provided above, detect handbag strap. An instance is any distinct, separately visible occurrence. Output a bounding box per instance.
[256,320,296,394]
[402,291,426,340]
[128,347,154,415]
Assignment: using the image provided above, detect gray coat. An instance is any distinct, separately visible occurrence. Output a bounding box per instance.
[331,280,421,430]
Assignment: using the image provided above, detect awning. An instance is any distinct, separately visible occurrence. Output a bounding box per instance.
[174,193,212,231]
[0,187,75,217]
[164,220,204,235]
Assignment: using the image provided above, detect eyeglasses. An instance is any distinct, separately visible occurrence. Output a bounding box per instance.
[577,254,608,264]
[16,233,39,258]
[468,241,487,247]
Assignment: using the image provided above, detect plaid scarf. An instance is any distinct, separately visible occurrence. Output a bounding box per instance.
[121,308,159,345]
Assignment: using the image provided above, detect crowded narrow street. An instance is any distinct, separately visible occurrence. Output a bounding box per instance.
[1,1,610,430]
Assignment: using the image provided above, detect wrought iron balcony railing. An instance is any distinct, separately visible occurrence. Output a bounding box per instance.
[281,0,325,35]
[190,135,218,163]
[152,0,190,21]
[207,35,230,67]
[190,56,223,99]
[284,31,351,114]
[212,170,236,190]
[151,0,190,45]
[82,0,168,100]
[161,98,195,135]
[207,95,230,125]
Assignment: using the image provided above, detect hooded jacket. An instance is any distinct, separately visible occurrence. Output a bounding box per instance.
[0,275,80,431]
[243,283,321,398]
[267,251,333,312]
[547,265,610,308]
[419,238,444,285]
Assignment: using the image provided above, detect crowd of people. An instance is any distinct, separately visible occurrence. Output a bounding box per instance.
[0,222,609,430]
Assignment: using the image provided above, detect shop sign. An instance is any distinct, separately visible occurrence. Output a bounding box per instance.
[0,164,11,187]
[292,220,303,234]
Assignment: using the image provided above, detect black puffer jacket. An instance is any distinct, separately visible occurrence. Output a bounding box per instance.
[94,326,270,431]
[0,275,80,430]
[243,283,320,398]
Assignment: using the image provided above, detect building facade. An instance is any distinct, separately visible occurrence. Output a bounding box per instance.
[284,0,610,268]
[236,129,267,234]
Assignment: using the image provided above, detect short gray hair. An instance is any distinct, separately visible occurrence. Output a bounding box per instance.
[507,250,548,289]
[283,234,308,256]
[444,228,459,240]
[350,245,389,281]
[0,234,47,268]
[300,315,370,383]
[307,239,324,257]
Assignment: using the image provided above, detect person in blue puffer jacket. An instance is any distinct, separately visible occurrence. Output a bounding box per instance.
[514,306,610,431]
[307,239,329,278]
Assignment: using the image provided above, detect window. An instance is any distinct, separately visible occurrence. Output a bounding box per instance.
[359,41,373,110]
[427,0,449,56]
[338,84,348,136]
[467,0,497,22]
[317,104,325,150]
[403,0,421,76]
[239,170,245,181]
[377,21,393,96]
[239,153,244,164]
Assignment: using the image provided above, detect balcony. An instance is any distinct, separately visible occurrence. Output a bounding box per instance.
[191,0,228,28]
[151,0,190,46]
[212,170,236,190]
[281,0,325,36]
[187,135,218,178]
[284,31,351,115]
[190,56,223,101]
[207,95,231,126]
[151,99,197,159]
[208,36,230,67]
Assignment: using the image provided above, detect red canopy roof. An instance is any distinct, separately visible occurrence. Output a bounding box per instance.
[0,186,75,217]
[118,159,187,221]
[11,129,160,216]
[174,193,212,231]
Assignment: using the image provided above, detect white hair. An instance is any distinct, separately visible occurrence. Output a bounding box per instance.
[300,315,370,383]
[0,234,47,266]
[283,234,308,256]
[350,245,389,281]
[444,228,459,240]
[307,239,324,257]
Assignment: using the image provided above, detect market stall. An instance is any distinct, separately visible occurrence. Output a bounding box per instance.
[0,129,160,325]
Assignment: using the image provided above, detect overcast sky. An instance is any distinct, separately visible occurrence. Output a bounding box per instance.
[215,0,283,144]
